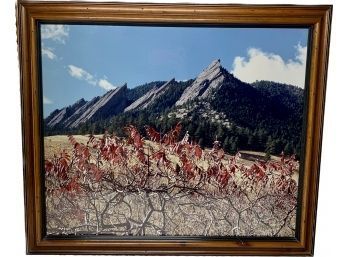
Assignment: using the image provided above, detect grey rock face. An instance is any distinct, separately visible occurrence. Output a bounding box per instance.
[63,96,100,128]
[45,59,236,131]
[124,78,175,112]
[175,59,228,106]
[47,108,67,128]
[68,84,128,128]
[46,98,87,128]
[45,84,128,129]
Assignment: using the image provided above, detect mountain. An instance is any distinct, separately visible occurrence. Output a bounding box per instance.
[46,98,87,128]
[44,60,305,156]
[125,78,176,112]
[175,59,230,106]
[46,84,128,129]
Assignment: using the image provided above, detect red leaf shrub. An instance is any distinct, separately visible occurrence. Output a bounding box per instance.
[45,123,299,236]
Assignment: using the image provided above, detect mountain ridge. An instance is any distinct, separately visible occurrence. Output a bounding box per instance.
[124,78,176,112]
[175,59,232,106]
[44,60,304,156]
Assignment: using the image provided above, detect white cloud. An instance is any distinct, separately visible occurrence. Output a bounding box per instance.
[231,44,307,88]
[41,24,69,44]
[68,65,117,90]
[43,96,53,104]
[98,79,116,90]
[41,47,56,60]
[68,65,97,86]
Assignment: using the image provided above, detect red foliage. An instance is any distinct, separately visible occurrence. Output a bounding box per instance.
[125,125,143,149]
[153,149,170,167]
[163,122,182,145]
[45,123,299,203]
[145,125,161,142]
[194,144,203,159]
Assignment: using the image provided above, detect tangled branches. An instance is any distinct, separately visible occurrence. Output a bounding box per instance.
[45,124,299,237]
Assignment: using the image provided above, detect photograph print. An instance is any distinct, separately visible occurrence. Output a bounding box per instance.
[41,24,308,238]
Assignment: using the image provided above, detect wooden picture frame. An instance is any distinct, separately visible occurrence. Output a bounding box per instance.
[17,0,332,255]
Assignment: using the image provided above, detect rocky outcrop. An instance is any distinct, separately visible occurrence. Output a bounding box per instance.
[45,60,235,130]
[62,96,101,128]
[46,98,87,128]
[124,78,175,112]
[175,59,230,106]
[68,84,128,128]
[45,84,128,129]
[45,61,235,130]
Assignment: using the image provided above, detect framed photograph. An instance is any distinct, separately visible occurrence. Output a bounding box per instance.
[17,0,332,255]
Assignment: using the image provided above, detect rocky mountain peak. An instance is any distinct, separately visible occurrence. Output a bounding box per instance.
[67,84,128,128]
[74,98,86,106]
[204,58,221,71]
[124,78,176,112]
[46,97,87,128]
[175,59,229,106]
[46,84,129,129]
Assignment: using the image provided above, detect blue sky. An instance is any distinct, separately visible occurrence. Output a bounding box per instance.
[40,24,309,117]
